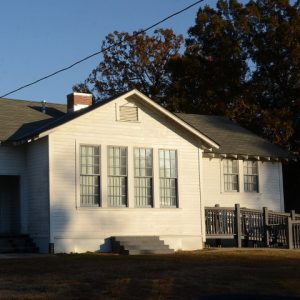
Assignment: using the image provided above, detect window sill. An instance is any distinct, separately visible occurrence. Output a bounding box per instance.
[160,206,178,209]
[76,207,182,211]
[117,120,141,123]
[221,191,262,196]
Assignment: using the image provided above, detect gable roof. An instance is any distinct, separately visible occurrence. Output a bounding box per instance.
[0,90,289,159]
[3,93,123,143]
[175,113,289,159]
[0,90,219,149]
[0,97,66,142]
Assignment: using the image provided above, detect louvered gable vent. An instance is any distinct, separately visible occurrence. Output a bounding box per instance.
[119,105,138,122]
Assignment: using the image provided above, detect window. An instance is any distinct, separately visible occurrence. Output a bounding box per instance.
[80,145,100,206]
[134,148,153,207]
[244,161,259,192]
[159,149,178,207]
[108,146,127,206]
[223,159,239,192]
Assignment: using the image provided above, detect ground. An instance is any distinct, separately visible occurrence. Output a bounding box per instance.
[0,249,299,299]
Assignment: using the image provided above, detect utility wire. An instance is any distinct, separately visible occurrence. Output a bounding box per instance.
[0,0,204,98]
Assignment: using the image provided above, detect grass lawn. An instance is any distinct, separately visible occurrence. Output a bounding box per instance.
[0,249,299,299]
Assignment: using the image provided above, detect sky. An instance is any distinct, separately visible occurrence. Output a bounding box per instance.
[0,0,220,104]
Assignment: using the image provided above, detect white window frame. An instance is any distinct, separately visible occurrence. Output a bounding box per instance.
[107,146,128,207]
[222,159,239,192]
[159,149,178,208]
[243,160,259,193]
[79,144,101,207]
[134,147,153,208]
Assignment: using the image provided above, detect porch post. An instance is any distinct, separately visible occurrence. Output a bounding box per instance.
[263,207,270,247]
[290,210,296,221]
[235,204,242,248]
[287,217,294,250]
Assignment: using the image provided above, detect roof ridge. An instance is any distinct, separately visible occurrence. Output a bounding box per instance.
[0,97,66,106]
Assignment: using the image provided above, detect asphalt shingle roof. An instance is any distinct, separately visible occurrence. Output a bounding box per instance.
[0,98,66,141]
[0,96,289,158]
[175,113,289,158]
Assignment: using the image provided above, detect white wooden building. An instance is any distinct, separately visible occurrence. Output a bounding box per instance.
[0,90,289,253]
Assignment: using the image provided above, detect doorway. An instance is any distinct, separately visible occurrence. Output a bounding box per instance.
[0,176,20,235]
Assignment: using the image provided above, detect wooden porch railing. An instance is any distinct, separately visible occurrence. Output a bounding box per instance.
[205,204,300,249]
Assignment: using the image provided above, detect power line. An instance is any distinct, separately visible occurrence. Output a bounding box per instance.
[0,0,204,98]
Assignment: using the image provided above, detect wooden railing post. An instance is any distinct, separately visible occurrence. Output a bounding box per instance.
[287,217,294,249]
[235,204,242,248]
[290,210,296,221]
[263,207,270,247]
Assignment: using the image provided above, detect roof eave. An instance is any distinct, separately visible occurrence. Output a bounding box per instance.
[202,151,295,162]
[14,89,220,150]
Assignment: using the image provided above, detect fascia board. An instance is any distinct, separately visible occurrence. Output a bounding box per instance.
[126,89,220,149]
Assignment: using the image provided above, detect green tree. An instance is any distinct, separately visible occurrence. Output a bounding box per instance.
[168,0,300,149]
[167,0,250,114]
[245,0,300,148]
[168,0,300,210]
[73,29,183,104]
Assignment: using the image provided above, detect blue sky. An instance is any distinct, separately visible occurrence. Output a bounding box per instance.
[0,0,219,104]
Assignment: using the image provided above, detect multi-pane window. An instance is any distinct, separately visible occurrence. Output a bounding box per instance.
[244,161,259,192]
[159,149,178,207]
[223,159,239,192]
[134,148,153,207]
[80,145,100,206]
[108,146,127,206]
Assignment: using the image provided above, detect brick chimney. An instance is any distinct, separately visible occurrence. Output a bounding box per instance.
[67,92,93,112]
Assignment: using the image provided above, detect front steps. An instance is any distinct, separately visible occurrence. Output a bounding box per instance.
[0,235,38,253]
[111,236,174,255]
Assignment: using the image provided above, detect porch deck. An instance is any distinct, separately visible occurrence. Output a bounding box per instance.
[205,204,300,249]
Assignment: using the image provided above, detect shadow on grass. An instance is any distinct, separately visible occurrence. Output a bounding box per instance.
[198,296,299,300]
[0,250,299,299]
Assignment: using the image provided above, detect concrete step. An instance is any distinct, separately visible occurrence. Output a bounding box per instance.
[0,240,12,247]
[0,235,39,253]
[111,236,174,255]
[123,249,175,255]
[0,247,37,253]
[116,243,171,250]
[0,246,15,253]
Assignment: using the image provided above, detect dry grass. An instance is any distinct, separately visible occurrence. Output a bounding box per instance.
[0,249,299,299]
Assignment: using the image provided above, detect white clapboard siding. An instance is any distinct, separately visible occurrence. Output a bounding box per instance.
[202,157,284,211]
[26,138,50,252]
[48,96,203,252]
[0,145,24,174]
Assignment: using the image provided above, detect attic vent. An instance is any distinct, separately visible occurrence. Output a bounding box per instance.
[119,105,138,122]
